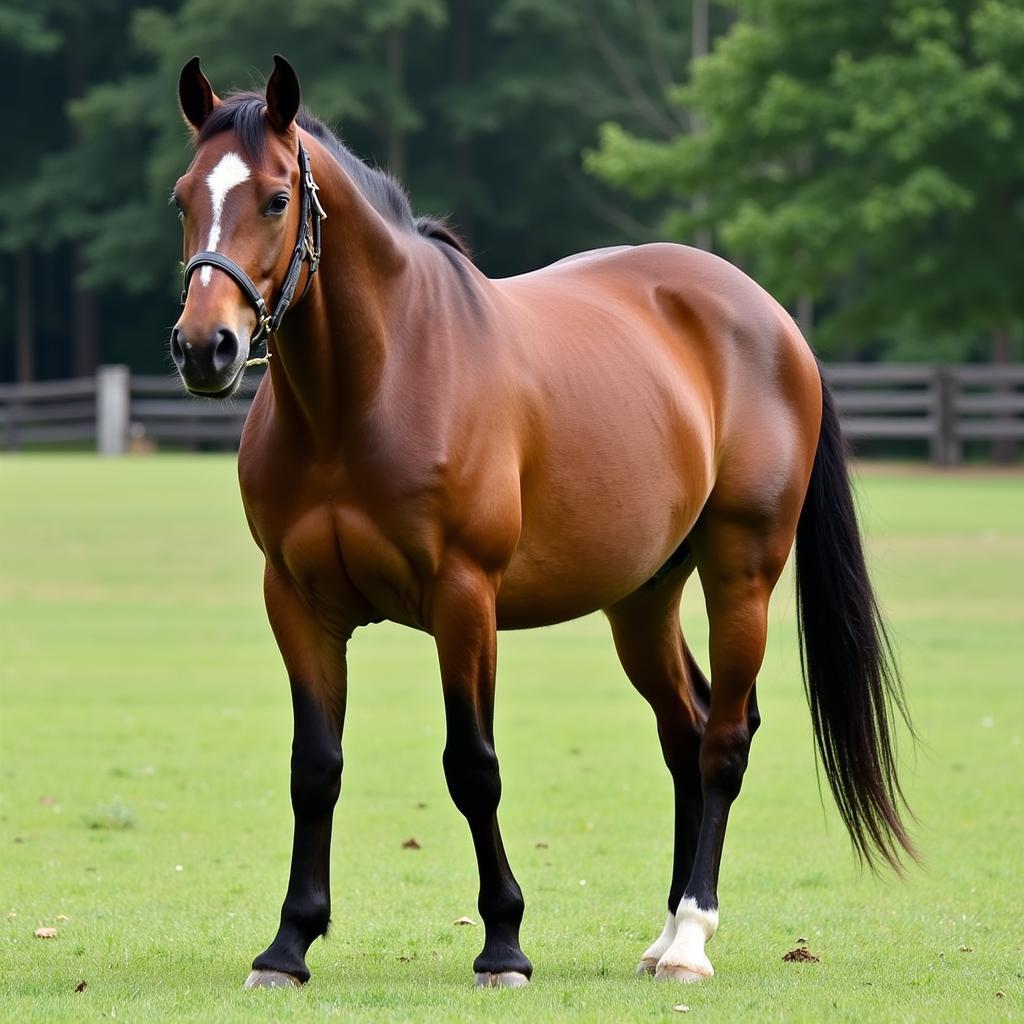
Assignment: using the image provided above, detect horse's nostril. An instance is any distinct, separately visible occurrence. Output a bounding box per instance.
[170,328,186,369]
[213,328,241,373]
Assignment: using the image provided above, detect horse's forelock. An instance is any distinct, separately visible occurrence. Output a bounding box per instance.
[195,93,269,163]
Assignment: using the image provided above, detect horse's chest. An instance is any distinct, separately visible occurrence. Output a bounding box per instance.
[247,478,436,633]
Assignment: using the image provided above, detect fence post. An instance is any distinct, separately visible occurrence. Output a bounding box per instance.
[96,365,130,456]
[932,365,958,466]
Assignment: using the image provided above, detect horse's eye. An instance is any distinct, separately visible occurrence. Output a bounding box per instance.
[266,195,289,216]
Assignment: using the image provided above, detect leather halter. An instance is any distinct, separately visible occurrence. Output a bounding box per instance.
[180,142,326,366]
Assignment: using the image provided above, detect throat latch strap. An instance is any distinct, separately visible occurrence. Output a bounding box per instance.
[180,141,326,366]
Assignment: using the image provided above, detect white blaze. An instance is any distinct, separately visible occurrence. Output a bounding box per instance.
[200,151,251,286]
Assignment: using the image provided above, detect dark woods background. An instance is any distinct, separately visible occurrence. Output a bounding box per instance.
[2,0,1022,381]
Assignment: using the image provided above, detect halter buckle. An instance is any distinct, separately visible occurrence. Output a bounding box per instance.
[306,171,327,222]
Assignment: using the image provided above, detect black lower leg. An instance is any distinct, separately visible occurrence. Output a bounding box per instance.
[665,646,710,912]
[667,768,704,912]
[252,683,344,981]
[443,699,532,978]
[681,721,751,911]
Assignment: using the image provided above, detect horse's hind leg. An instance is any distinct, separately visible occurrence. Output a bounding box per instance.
[605,565,710,975]
[653,507,795,982]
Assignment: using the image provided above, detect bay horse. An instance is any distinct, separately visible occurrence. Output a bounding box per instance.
[170,55,915,989]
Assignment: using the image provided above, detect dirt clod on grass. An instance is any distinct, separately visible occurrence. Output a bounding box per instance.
[401,837,421,849]
[75,981,87,993]
[783,947,820,963]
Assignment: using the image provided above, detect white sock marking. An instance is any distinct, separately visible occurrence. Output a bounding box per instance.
[657,897,719,978]
[200,152,250,286]
[641,912,677,965]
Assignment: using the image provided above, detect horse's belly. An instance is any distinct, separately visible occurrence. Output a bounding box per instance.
[496,420,711,628]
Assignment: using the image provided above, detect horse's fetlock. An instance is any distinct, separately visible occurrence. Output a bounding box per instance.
[282,894,331,939]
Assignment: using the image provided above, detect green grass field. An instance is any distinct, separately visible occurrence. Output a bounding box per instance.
[1,456,1021,1022]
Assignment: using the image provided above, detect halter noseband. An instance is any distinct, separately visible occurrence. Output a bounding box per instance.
[180,142,326,367]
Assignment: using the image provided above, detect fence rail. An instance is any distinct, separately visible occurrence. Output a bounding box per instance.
[1,363,1022,462]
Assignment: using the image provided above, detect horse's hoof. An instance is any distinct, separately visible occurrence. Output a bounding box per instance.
[244,969,303,989]
[474,971,530,988]
[654,962,713,984]
[636,958,658,976]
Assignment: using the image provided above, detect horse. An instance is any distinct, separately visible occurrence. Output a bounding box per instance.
[170,55,915,990]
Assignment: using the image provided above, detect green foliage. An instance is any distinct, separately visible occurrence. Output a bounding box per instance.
[0,5,59,55]
[0,0,691,378]
[588,0,1024,358]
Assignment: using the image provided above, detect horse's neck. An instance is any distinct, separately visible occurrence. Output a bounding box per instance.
[267,137,409,444]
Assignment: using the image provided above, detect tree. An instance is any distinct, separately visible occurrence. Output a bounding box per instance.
[1,0,700,378]
[438,0,694,272]
[587,0,1024,362]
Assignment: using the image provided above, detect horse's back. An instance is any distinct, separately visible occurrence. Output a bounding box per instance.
[498,241,819,463]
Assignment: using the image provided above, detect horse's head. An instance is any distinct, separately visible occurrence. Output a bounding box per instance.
[171,56,311,398]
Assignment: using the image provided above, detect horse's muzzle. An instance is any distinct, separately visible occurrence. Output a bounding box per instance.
[171,324,246,398]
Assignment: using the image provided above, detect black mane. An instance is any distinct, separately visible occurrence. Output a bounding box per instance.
[196,92,468,257]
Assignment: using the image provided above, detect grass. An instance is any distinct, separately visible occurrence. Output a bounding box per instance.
[0,455,1021,1022]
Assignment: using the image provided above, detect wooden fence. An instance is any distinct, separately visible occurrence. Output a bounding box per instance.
[1,363,1022,463]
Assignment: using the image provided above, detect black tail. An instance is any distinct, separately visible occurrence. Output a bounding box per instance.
[796,377,917,872]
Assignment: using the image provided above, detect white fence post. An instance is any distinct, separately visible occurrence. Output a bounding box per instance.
[96,364,130,456]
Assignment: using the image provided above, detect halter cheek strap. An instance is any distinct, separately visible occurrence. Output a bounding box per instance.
[180,142,326,367]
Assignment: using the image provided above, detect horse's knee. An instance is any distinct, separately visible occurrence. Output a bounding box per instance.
[288,685,343,819]
[443,738,501,820]
[290,744,342,819]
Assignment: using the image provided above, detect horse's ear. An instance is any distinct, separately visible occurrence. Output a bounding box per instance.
[179,56,220,131]
[266,54,301,134]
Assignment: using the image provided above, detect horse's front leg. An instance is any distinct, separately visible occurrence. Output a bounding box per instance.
[247,570,349,988]
[433,559,532,988]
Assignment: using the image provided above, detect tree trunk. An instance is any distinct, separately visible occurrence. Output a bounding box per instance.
[692,0,709,59]
[796,294,814,345]
[71,247,101,378]
[451,0,474,246]
[15,251,35,382]
[67,29,101,379]
[691,0,711,251]
[386,26,405,179]
[991,325,1017,463]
